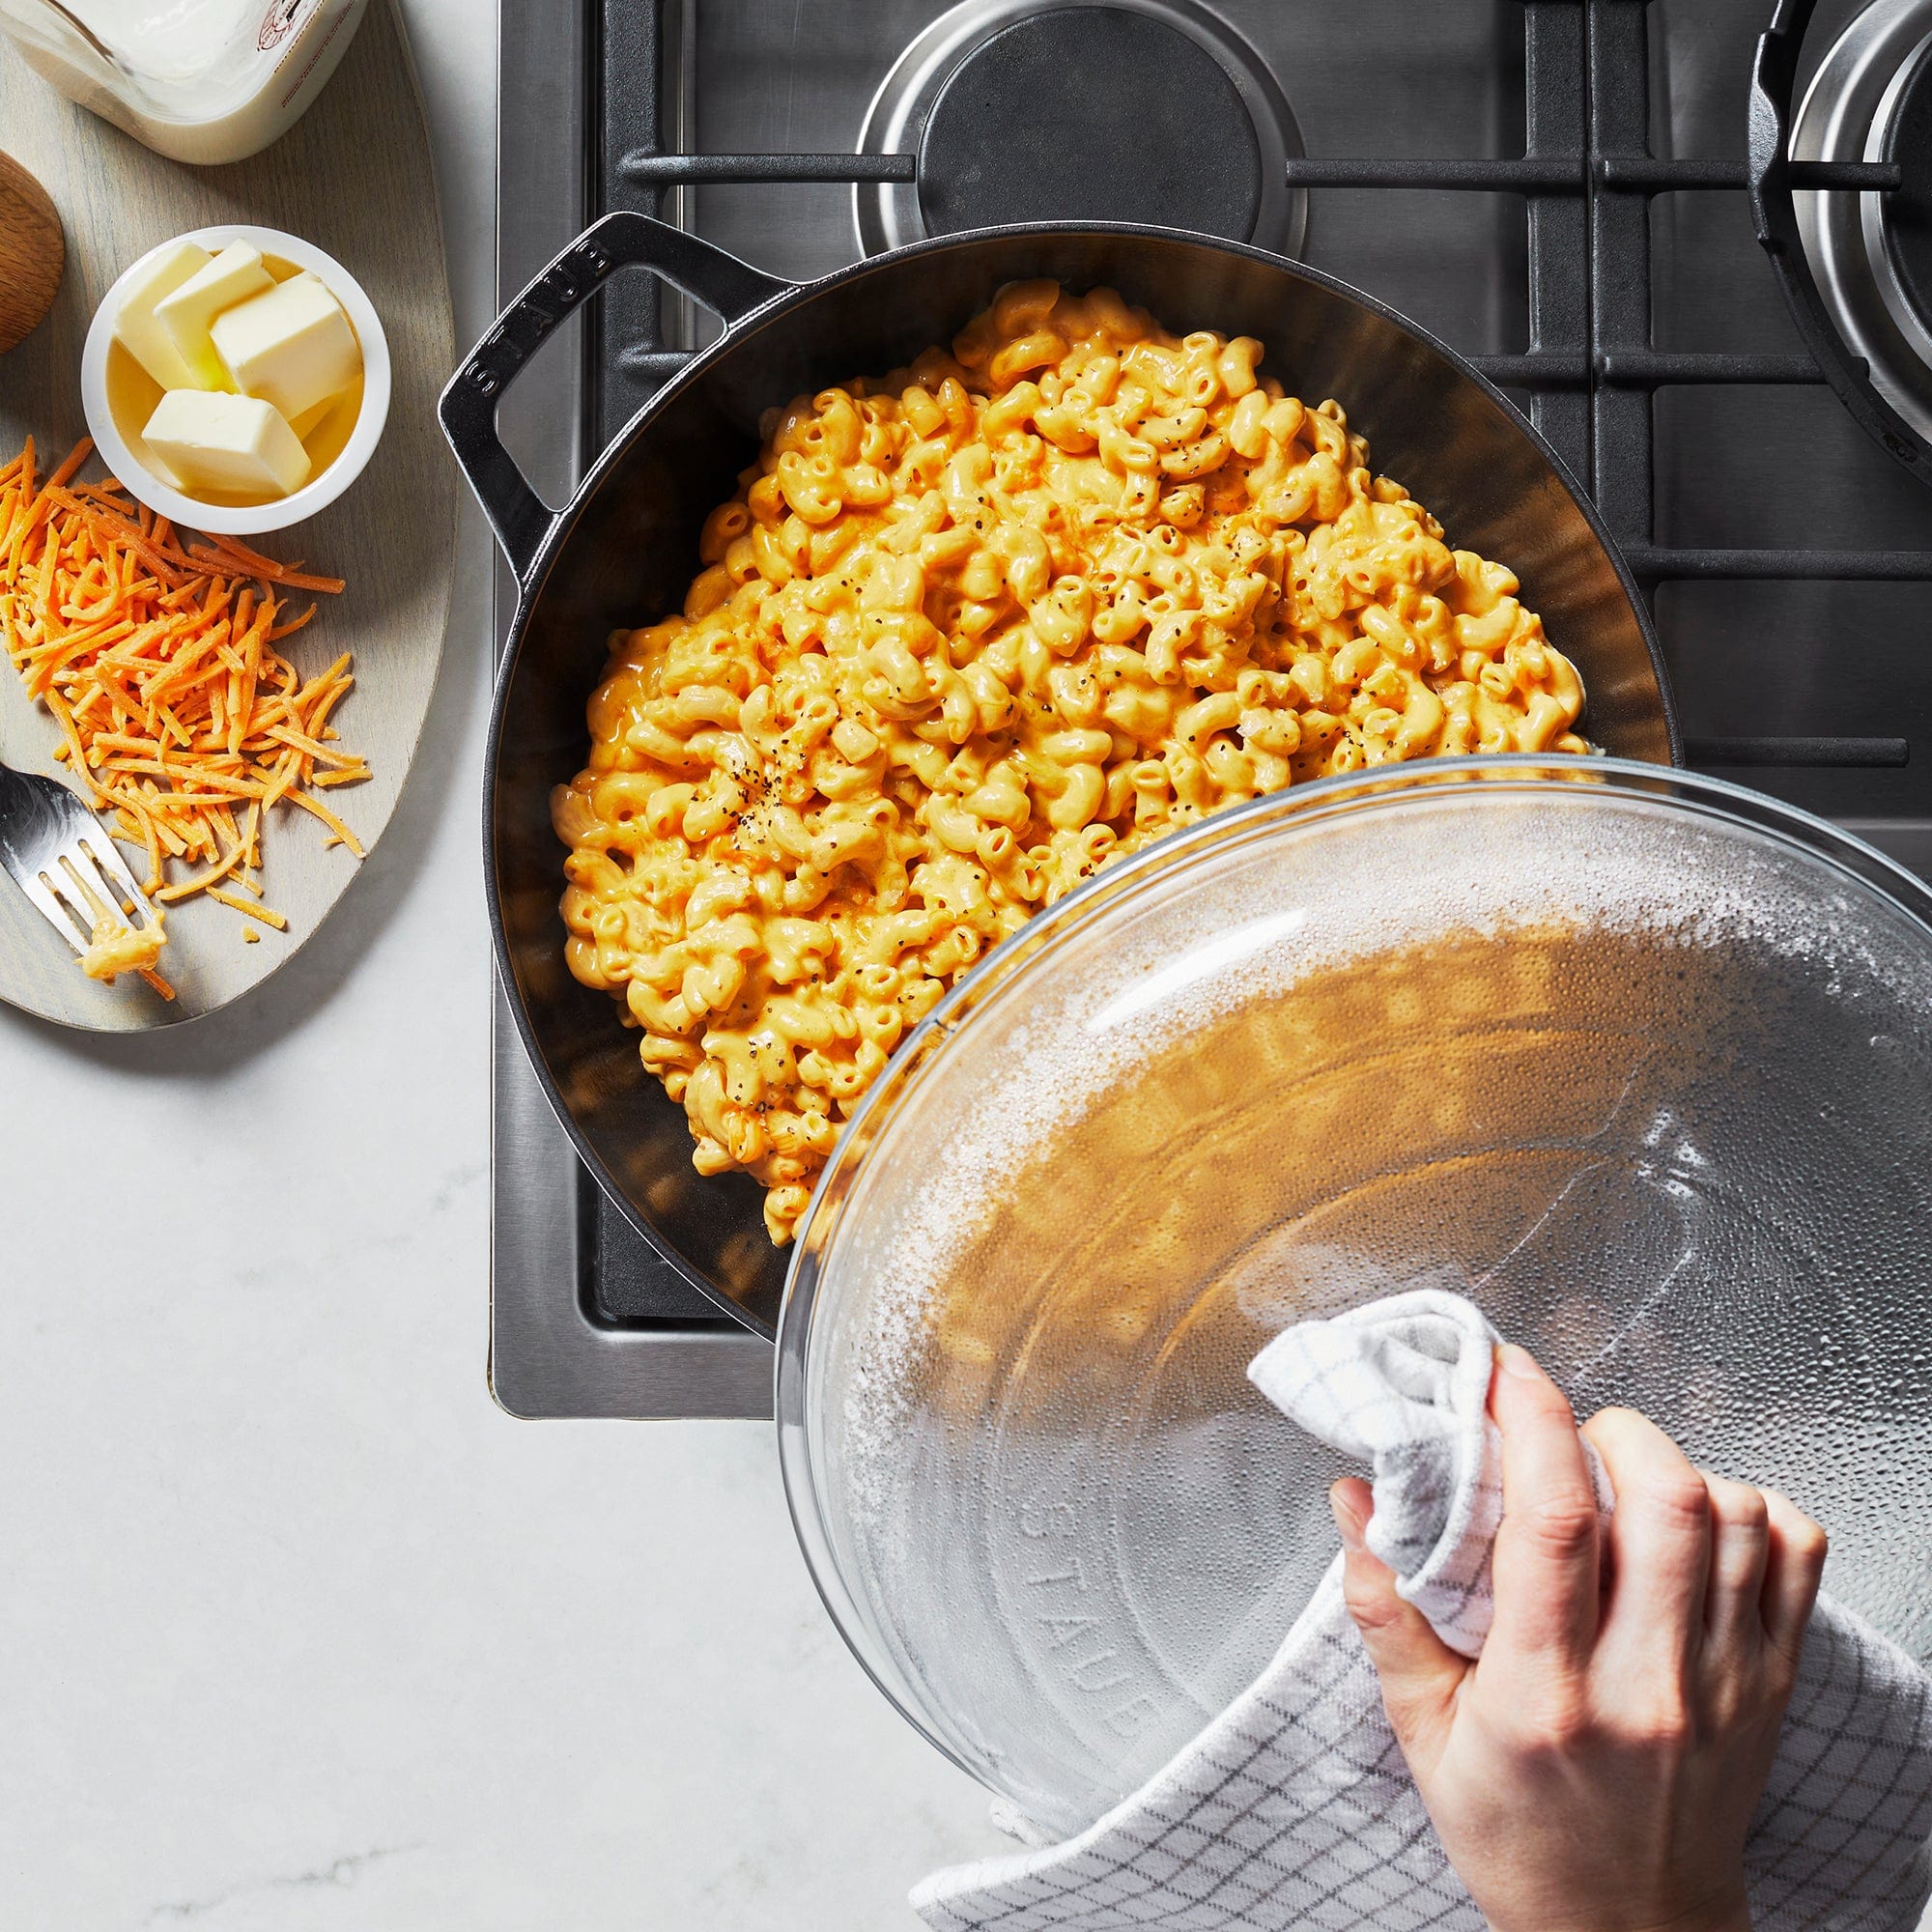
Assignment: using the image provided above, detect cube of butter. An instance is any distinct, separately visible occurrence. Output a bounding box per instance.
[155,242,274,390]
[113,240,214,391]
[141,390,312,500]
[211,272,361,427]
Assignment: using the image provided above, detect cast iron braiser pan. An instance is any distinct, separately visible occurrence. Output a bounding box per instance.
[440,212,1680,1338]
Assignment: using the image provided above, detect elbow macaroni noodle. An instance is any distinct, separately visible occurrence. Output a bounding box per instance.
[554,282,1589,1244]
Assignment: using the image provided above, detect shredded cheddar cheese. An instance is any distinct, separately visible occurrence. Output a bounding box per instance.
[0,437,362,965]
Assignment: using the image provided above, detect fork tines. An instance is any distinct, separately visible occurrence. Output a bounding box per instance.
[28,833,157,954]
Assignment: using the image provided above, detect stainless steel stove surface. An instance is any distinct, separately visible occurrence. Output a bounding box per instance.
[490,0,1932,1418]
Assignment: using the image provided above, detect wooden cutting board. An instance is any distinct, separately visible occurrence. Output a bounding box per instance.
[0,0,454,1031]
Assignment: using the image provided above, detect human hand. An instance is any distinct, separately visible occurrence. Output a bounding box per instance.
[1329,1344,1828,1932]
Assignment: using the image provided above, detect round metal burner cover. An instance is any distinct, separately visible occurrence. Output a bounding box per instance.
[1883,36,1932,337]
[917,6,1264,242]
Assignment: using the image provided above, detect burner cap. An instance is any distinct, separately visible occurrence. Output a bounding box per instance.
[917,6,1264,242]
[1881,35,1932,338]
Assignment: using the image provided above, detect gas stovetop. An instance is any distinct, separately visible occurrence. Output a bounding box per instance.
[491,0,1932,1417]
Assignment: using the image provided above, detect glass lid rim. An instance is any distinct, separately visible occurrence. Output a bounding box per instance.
[771,753,1932,1781]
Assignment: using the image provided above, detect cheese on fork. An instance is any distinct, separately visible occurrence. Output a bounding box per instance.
[113,240,213,391]
[155,242,273,389]
[211,271,360,426]
[141,389,312,499]
[81,907,167,986]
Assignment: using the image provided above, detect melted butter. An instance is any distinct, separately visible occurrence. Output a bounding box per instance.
[105,252,364,510]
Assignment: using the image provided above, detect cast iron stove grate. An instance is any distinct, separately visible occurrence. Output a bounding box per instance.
[529,0,1932,1349]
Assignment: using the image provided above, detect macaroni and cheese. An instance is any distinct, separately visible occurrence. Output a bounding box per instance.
[554,282,1588,1243]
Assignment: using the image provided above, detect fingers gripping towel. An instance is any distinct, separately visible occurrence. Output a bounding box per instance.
[1252,1291,1614,1661]
[912,1290,1932,1932]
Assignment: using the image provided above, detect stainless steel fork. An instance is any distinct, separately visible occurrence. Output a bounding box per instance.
[0,758,161,962]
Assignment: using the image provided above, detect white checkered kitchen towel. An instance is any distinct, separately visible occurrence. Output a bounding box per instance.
[914,1290,1932,1932]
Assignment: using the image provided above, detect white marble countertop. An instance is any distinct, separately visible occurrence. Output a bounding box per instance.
[0,5,1001,1924]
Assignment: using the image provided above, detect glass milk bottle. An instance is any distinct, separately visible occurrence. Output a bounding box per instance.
[0,0,370,165]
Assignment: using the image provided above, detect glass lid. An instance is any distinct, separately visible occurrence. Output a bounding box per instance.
[776,758,1932,1838]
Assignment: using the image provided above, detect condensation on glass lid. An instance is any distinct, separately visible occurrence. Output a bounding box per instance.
[792,773,1932,1840]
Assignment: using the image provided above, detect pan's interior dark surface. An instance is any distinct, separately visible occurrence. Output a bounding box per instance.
[494,228,1673,1334]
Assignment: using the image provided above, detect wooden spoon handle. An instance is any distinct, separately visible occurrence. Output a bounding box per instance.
[0,150,65,355]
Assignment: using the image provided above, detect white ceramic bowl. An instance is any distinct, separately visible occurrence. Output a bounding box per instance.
[81,224,390,535]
